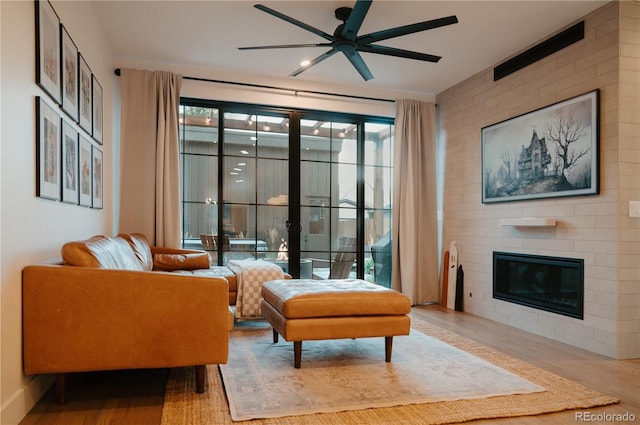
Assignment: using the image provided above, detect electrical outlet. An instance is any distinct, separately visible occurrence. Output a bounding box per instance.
[630,201,640,218]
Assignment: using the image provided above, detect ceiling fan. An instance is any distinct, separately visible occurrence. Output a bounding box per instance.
[238,0,458,81]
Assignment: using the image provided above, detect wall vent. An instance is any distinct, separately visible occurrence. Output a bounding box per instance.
[494,21,585,81]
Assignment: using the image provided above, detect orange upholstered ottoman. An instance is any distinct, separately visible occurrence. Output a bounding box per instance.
[261,279,411,368]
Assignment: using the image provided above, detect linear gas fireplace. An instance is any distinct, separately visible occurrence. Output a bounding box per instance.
[493,252,584,319]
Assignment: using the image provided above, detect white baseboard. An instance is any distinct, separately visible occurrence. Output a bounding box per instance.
[1,374,53,425]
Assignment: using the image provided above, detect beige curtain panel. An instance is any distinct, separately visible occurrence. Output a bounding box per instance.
[119,69,183,248]
[392,99,439,305]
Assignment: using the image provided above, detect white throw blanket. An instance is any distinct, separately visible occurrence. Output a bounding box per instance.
[227,260,284,319]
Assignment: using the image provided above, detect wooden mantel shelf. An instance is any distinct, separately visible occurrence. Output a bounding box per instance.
[500,218,557,227]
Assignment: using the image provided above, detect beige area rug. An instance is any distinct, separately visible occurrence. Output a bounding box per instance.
[221,325,545,420]
[161,317,618,424]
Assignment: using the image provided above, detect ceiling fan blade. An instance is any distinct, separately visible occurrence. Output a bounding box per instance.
[289,49,339,77]
[340,0,372,41]
[254,4,335,42]
[342,50,373,81]
[358,15,458,44]
[357,44,441,62]
[239,43,331,51]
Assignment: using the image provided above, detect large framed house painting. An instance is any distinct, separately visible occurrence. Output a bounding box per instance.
[481,89,599,203]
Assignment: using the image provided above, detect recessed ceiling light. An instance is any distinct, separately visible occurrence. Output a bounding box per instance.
[300,60,310,67]
[240,150,249,155]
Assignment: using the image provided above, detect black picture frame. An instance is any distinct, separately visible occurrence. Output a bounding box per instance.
[35,0,61,104]
[78,53,92,134]
[481,89,599,203]
[60,24,79,121]
[92,146,103,209]
[92,75,103,144]
[61,119,79,204]
[79,133,93,207]
[36,96,61,201]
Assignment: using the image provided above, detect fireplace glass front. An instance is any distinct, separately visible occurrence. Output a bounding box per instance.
[493,251,584,319]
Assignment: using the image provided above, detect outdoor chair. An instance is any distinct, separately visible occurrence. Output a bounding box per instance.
[311,237,357,280]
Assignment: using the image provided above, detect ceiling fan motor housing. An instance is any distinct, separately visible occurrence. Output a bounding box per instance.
[335,7,353,22]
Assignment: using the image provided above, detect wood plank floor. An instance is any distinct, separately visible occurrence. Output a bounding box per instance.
[19,305,640,425]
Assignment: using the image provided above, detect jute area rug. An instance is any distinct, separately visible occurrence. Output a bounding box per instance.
[160,316,618,424]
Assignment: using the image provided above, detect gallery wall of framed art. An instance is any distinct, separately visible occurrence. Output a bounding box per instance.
[34,0,104,209]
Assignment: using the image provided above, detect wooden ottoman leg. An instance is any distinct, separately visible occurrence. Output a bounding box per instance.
[385,336,393,362]
[272,328,279,343]
[294,341,302,368]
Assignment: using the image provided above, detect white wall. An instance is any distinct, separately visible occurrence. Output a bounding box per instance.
[0,1,114,423]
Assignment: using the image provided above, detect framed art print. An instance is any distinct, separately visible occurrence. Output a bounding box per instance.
[79,134,92,207]
[61,119,79,204]
[481,90,599,203]
[78,53,92,134]
[35,0,61,104]
[61,25,79,121]
[92,146,103,209]
[92,75,103,144]
[36,96,61,201]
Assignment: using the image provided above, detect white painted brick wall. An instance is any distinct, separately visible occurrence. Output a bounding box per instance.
[436,1,640,359]
[617,0,640,359]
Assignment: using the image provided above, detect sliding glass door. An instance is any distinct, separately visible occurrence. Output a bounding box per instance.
[364,122,394,287]
[180,105,220,255]
[299,117,358,280]
[222,112,290,263]
[179,99,393,285]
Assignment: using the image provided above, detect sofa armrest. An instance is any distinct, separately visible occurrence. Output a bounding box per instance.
[23,264,230,375]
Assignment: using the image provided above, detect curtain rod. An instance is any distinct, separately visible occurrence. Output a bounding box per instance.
[113,68,395,104]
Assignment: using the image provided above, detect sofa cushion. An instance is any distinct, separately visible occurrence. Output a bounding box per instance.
[172,266,237,305]
[153,252,210,271]
[118,233,154,271]
[61,235,145,270]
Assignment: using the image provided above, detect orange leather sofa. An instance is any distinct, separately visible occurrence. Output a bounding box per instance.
[22,233,232,404]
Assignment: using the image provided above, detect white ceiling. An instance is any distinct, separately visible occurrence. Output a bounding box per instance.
[92,0,608,98]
